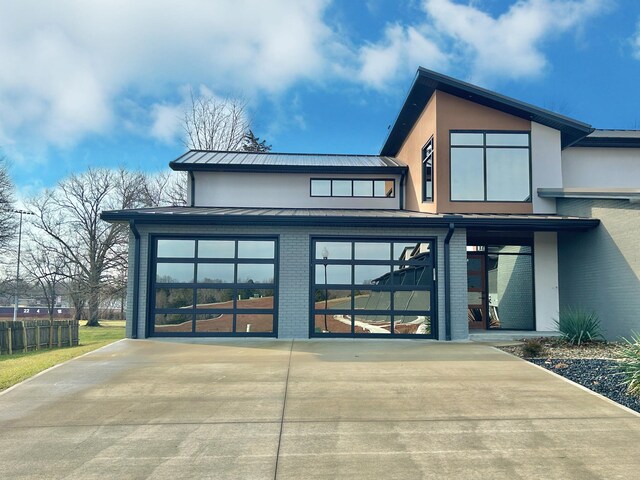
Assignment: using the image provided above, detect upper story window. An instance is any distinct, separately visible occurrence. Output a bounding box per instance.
[450,131,530,202]
[422,137,434,202]
[311,178,395,198]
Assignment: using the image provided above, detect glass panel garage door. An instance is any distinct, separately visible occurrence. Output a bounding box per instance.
[150,237,277,336]
[312,238,436,338]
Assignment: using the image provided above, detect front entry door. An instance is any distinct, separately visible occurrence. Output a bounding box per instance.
[467,253,486,330]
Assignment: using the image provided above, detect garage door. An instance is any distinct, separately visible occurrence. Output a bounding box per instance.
[311,238,436,338]
[150,236,277,336]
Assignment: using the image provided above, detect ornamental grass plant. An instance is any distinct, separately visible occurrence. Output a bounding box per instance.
[618,333,640,397]
[555,307,603,346]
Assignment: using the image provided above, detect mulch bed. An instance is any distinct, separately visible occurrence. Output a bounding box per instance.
[498,339,640,414]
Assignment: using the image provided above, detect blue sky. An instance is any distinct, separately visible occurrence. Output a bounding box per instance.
[1,0,639,197]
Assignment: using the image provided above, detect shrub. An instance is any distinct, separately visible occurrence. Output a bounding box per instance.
[555,307,602,346]
[618,333,640,397]
[521,338,545,357]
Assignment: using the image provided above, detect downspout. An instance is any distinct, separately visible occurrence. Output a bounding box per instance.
[444,222,455,341]
[399,171,406,210]
[129,220,141,339]
[189,171,196,207]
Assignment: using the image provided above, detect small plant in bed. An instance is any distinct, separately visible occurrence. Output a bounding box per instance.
[555,307,603,346]
[521,338,545,358]
[618,333,640,398]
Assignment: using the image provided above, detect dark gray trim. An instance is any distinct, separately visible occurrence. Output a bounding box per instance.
[189,171,195,207]
[171,162,407,175]
[102,209,599,231]
[129,220,141,339]
[538,188,640,200]
[444,223,454,341]
[380,68,593,156]
[571,136,640,148]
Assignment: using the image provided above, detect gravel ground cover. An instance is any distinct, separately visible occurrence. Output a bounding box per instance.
[498,339,640,414]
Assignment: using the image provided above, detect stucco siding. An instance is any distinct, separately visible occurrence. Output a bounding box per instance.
[194,172,400,209]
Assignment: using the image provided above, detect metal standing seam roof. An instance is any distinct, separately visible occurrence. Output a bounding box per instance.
[380,67,594,156]
[170,150,407,172]
[571,129,640,148]
[101,206,599,231]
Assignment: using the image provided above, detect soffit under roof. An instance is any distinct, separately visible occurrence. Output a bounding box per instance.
[380,68,594,156]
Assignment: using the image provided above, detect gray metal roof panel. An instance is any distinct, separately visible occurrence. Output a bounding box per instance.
[170,150,407,171]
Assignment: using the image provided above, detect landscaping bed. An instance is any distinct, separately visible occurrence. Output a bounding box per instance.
[498,339,640,414]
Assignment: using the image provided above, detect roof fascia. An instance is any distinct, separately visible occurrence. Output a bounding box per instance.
[169,162,407,175]
[100,210,599,231]
[570,137,640,148]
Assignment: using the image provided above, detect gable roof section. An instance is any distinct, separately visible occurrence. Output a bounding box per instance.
[571,129,640,148]
[380,68,594,156]
[170,150,407,174]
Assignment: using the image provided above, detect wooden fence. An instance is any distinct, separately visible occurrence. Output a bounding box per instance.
[0,320,79,355]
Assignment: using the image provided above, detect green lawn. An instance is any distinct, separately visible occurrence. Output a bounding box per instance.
[0,321,125,391]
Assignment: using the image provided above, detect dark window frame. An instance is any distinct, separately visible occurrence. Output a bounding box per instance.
[422,136,434,202]
[310,178,396,198]
[148,235,279,337]
[309,237,437,339]
[449,130,532,203]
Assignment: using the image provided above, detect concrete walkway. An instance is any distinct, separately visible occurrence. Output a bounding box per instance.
[1,339,639,479]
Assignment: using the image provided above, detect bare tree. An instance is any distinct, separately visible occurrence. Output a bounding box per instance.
[143,170,187,206]
[0,156,16,253]
[183,91,250,151]
[28,168,146,326]
[21,238,68,322]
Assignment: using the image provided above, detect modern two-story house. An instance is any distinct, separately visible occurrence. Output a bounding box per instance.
[102,68,639,341]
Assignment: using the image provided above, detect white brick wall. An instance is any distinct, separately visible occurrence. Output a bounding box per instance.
[557,198,640,340]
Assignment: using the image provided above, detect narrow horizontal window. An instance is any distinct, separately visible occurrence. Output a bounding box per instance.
[311,178,396,198]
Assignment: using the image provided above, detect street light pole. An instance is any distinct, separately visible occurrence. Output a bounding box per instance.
[12,209,34,322]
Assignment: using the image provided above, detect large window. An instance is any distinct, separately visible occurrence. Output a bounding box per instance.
[151,237,277,336]
[422,137,434,202]
[311,238,435,337]
[311,178,395,198]
[450,131,530,202]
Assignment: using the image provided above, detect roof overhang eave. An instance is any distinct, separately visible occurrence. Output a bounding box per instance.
[101,211,599,232]
[169,162,408,175]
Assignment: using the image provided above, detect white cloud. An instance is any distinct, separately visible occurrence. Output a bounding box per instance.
[358,24,449,89]
[0,0,334,151]
[422,0,606,83]
[354,0,606,89]
[149,103,184,144]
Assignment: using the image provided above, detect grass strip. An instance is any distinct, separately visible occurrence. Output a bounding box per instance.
[0,321,125,391]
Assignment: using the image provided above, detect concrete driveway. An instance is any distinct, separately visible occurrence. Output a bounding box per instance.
[1,339,639,479]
